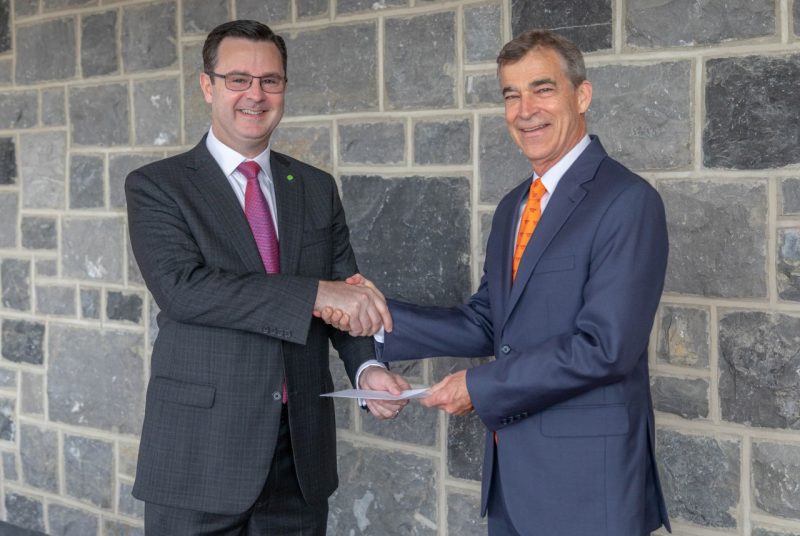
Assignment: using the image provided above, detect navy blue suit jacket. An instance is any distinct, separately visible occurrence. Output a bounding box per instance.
[382,137,671,535]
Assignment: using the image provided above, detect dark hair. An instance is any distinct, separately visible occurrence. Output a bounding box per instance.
[202,20,288,78]
[497,30,585,87]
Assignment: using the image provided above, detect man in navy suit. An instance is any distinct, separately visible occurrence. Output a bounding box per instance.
[323,30,672,535]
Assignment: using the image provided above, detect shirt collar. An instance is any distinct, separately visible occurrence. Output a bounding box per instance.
[205,127,272,180]
[537,134,591,194]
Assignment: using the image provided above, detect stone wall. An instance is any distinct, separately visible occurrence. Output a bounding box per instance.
[0,0,798,534]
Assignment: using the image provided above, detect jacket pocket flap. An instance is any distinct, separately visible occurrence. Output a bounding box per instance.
[541,404,629,437]
[534,255,574,274]
[152,376,216,408]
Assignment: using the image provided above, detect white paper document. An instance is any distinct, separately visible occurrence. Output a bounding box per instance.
[321,388,430,400]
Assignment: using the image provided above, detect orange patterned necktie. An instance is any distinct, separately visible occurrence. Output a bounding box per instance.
[512,177,547,281]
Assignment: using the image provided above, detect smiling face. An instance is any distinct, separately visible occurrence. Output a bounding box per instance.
[500,47,592,176]
[200,37,285,157]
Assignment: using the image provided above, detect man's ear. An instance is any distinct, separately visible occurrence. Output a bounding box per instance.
[576,80,592,114]
[200,72,214,105]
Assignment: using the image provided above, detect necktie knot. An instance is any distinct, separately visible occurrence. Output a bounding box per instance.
[237,160,262,182]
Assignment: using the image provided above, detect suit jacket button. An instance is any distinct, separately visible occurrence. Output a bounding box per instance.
[272,392,281,401]
[501,344,511,354]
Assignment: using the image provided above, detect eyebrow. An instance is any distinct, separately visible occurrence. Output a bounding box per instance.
[502,78,558,95]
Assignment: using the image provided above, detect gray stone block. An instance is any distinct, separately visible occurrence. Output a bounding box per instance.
[362,401,438,447]
[109,153,162,208]
[0,396,13,440]
[128,235,144,286]
[48,324,145,434]
[70,84,129,146]
[0,59,10,85]
[36,285,75,316]
[22,217,57,250]
[2,259,31,311]
[627,0,775,48]
[782,178,800,215]
[719,311,800,429]
[337,0,406,15]
[119,480,144,518]
[0,0,7,53]
[3,450,18,481]
[478,115,532,203]
[70,154,104,209]
[754,529,800,536]
[705,54,800,169]
[5,493,45,532]
[0,366,15,387]
[0,137,16,184]
[328,441,437,535]
[656,305,710,368]
[464,3,502,63]
[448,412,485,481]
[183,0,228,34]
[236,0,290,23]
[81,11,117,77]
[107,291,143,323]
[182,43,210,143]
[511,0,612,52]
[656,429,739,528]
[447,491,487,536]
[44,0,95,10]
[414,118,471,165]
[15,0,36,17]
[796,0,800,36]
[652,376,709,419]
[104,520,143,536]
[753,441,800,519]
[481,212,492,253]
[297,0,327,18]
[0,192,16,247]
[385,13,456,110]
[271,124,331,173]
[21,424,57,492]
[15,18,75,84]
[122,2,177,73]
[341,175,471,306]
[48,503,99,536]
[133,78,180,146]
[21,372,44,415]
[659,179,767,298]
[339,121,405,165]
[329,354,352,430]
[41,87,66,126]
[587,62,691,170]
[20,131,66,209]
[64,434,113,508]
[0,91,37,128]
[62,217,124,282]
[465,73,500,107]
[35,259,57,277]
[1,319,43,364]
[285,24,378,115]
[778,228,800,301]
[118,441,139,478]
[80,288,100,319]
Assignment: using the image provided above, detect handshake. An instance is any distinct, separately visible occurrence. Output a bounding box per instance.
[313,274,390,337]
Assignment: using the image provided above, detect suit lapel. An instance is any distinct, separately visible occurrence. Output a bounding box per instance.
[270,152,304,275]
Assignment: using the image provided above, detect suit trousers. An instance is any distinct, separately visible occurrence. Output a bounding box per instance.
[144,405,328,536]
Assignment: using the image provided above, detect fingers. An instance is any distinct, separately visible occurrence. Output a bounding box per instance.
[366,399,408,420]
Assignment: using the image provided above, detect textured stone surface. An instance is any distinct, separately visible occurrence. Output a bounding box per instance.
[81,11,117,77]
[465,72,500,107]
[362,401,438,447]
[43,0,95,10]
[122,2,177,73]
[448,412,485,481]
[479,115,533,203]
[182,0,228,34]
[0,397,13,440]
[0,366,15,387]
[752,441,800,519]
[796,0,800,36]
[0,91,37,128]
[337,0,406,14]
[21,372,44,415]
[0,192,16,247]
[2,259,31,311]
[511,0,612,52]
[328,441,437,535]
[705,54,800,169]
[62,217,124,282]
[41,87,66,126]
[385,13,456,110]
[659,180,767,298]
[656,305,710,368]
[286,24,378,115]
[107,291,143,323]
[271,124,331,172]
[21,424,58,492]
[782,178,800,215]
[5,493,45,532]
[36,285,75,316]
[48,325,144,433]
[182,42,210,143]
[21,217,57,250]
[148,296,160,347]
[128,235,144,285]
[627,0,775,48]
[0,0,7,53]
[119,480,144,518]
[652,376,709,419]
[64,434,113,508]
[464,4,502,63]
[48,503,99,536]
[16,18,76,84]
[70,154,104,208]
[70,84,129,146]
[80,288,100,319]
[134,78,179,146]
[587,62,692,170]
[480,212,492,253]
[3,450,18,481]
[20,131,66,208]
[236,0,290,23]
[105,520,143,536]
[778,228,800,301]
[0,58,10,84]
[109,153,162,208]
[342,175,471,306]
[339,121,405,165]
[1,319,43,364]
[297,0,327,18]
[753,529,800,536]
[414,118,470,165]
[35,259,57,277]
[14,0,36,17]
[719,311,800,429]
[447,491,487,535]
[118,441,139,478]
[0,137,16,183]
[657,430,740,527]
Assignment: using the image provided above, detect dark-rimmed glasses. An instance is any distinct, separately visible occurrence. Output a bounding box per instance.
[207,72,287,93]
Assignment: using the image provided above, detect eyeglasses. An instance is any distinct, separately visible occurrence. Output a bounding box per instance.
[207,72,287,93]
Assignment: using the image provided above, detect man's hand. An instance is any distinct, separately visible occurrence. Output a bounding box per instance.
[314,278,391,337]
[420,370,473,416]
[359,366,411,419]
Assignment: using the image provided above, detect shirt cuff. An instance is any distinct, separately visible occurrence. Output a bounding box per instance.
[355,360,386,408]
[373,327,385,344]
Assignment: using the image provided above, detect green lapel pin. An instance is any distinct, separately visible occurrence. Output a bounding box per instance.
[287,174,295,181]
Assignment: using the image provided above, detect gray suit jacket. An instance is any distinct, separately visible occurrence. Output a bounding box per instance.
[126,138,373,514]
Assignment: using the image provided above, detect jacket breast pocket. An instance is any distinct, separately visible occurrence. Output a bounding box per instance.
[533,254,574,275]
[151,376,216,408]
[541,403,629,437]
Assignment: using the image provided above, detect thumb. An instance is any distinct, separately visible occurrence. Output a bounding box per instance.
[346,273,365,285]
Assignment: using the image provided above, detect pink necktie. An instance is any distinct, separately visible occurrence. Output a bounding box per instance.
[237,161,287,403]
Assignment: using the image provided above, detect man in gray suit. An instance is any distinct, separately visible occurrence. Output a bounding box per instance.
[126,20,407,535]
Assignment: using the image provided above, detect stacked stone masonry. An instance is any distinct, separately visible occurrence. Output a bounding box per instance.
[0,0,798,534]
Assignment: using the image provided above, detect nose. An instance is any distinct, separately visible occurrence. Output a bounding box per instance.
[245,79,265,100]
[518,92,537,118]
